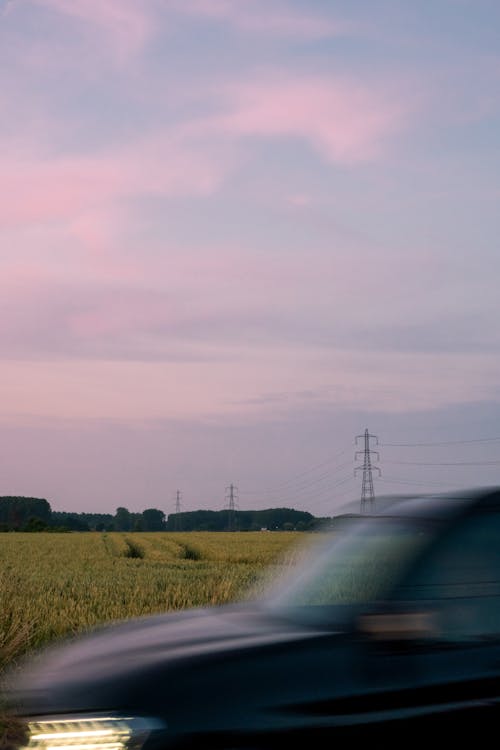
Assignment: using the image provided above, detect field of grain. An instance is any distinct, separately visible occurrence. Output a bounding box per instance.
[0,530,306,674]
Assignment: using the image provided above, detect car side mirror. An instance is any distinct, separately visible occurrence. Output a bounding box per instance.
[356,609,438,641]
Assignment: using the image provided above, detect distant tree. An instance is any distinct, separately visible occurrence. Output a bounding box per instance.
[141,508,166,531]
[164,508,315,532]
[23,517,49,532]
[0,497,52,530]
[51,512,90,531]
[114,506,132,531]
[51,512,113,531]
[165,510,223,531]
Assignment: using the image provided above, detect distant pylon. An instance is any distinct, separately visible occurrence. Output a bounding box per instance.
[225,483,238,531]
[355,429,381,513]
[174,489,182,531]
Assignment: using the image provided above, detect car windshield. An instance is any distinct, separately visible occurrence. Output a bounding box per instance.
[257,514,439,619]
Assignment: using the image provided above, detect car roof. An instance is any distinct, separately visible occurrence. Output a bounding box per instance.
[372,485,500,521]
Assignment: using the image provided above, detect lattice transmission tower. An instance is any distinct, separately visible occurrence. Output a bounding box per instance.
[225,483,239,531]
[174,489,182,531]
[355,428,381,513]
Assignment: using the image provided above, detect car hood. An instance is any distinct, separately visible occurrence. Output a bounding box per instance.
[5,603,330,716]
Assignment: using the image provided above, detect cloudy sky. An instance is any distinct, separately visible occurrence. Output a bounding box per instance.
[1,0,500,518]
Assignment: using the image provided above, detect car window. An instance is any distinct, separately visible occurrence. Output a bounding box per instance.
[395,512,500,641]
[263,516,435,611]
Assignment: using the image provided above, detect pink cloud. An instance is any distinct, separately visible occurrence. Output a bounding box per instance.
[0,0,16,16]
[32,0,154,61]
[68,292,175,339]
[171,0,352,39]
[0,157,122,225]
[285,193,312,207]
[0,134,232,227]
[196,74,414,163]
[0,233,467,368]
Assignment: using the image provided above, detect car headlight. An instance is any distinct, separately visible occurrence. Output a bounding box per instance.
[19,715,166,750]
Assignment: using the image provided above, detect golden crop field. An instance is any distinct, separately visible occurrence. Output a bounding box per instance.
[0,530,308,674]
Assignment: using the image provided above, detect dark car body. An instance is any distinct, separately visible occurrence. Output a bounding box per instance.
[5,486,500,747]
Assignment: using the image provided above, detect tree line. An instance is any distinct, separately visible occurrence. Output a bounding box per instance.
[166,508,320,531]
[0,497,166,532]
[0,497,327,532]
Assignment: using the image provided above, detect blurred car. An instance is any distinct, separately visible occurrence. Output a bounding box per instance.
[4,485,500,748]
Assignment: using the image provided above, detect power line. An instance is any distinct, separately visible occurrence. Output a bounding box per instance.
[378,476,453,488]
[279,478,354,507]
[313,477,358,508]
[239,448,349,495]
[167,431,500,523]
[195,430,500,521]
[240,470,335,496]
[240,432,500,498]
[240,461,354,499]
[385,459,500,466]
[380,437,500,447]
[240,475,357,510]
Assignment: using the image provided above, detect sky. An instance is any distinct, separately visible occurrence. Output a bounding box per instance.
[1,0,500,519]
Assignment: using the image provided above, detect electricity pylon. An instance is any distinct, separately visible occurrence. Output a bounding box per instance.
[225,483,238,531]
[174,489,181,531]
[355,429,381,513]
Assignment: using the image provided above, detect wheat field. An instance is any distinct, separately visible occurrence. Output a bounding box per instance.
[0,531,306,674]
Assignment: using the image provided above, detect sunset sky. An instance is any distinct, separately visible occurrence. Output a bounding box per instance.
[1,0,500,518]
